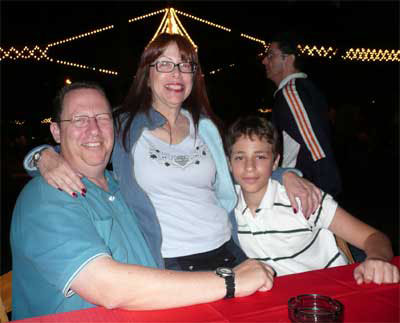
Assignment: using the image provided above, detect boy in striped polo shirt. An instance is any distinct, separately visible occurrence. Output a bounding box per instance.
[226,115,399,284]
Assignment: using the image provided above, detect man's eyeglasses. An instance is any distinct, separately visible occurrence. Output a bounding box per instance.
[264,51,288,60]
[59,113,113,128]
[149,60,197,73]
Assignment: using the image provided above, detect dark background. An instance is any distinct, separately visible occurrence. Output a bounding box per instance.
[1,1,399,274]
[2,1,399,118]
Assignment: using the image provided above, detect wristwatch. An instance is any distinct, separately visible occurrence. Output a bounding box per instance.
[32,148,48,167]
[216,267,235,299]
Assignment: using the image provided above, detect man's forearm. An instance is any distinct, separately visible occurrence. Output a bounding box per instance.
[71,257,271,311]
[71,256,226,310]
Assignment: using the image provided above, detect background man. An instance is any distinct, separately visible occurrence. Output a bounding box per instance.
[262,32,342,198]
[11,82,274,320]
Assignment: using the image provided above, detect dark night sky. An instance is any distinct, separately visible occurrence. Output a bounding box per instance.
[1,1,399,122]
[2,1,398,47]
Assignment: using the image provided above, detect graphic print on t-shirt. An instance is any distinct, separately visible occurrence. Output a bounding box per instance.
[148,143,209,169]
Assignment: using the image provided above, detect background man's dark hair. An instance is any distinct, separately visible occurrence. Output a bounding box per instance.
[270,32,305,71]
[52,82,108,122]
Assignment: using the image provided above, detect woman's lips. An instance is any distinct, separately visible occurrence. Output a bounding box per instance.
[165,83,184,92]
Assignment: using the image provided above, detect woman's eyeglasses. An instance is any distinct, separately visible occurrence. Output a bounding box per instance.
[149,60,197,73]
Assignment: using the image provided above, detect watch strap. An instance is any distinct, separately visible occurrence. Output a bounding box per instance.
[216,267,235,299]
[224,275,235,299]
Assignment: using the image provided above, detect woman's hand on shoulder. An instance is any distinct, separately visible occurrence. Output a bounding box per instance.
[353,258,400,285]
[38,148,86,197]
[282,172,321,218]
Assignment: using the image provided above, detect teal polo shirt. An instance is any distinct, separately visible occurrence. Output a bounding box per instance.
[11,170,156,320]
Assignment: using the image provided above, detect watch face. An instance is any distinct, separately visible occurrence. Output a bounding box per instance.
[217,267,233,277]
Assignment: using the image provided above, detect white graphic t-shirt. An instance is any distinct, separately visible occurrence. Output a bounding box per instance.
[134,111,231,257]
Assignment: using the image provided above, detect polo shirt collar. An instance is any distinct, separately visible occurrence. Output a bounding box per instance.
[81,170,120,195]
[258,179,278,210]
[274,72,307,97]
[236,186,247,214]
[236,179,278,214]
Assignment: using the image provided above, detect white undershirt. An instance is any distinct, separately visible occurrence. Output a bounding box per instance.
[282,131,300,168]
[133,111,231,257]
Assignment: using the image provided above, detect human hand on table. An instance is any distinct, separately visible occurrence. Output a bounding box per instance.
[353,258,400,284]
[38,148,86,197]
[282,172,322,218]
[233,259,274,297]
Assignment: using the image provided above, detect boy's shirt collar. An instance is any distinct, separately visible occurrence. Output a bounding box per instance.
[236,179,278,215]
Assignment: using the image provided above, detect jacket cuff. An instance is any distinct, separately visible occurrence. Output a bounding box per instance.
[23,144,53,174]
[271,167,303,183]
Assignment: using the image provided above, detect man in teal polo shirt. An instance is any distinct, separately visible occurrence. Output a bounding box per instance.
[11,82,275,320]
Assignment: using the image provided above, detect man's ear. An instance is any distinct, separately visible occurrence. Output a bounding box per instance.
[50,122,61,144]
[273,154,281,171]
[284,53,296,66]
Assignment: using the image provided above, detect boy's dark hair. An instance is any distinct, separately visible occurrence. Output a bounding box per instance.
[53,81,109,122]
[226,115,281,158]
[270,31,305,71]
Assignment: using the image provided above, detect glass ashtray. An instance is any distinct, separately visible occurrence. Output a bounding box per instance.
[288,294,343,323]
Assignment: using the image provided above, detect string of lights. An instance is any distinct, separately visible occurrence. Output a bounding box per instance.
[297,44,338,59]
[342,48,400,62]
[1,6,398,80]
[148,8,197,49]
[128,9,166,23]
[172,9,197,49]
[208,63,235,75]
[240,33,266,48]
[175,9,231,32]
[0,45,50,61]
[8,118,52,125]
[46,25,114,49]
[149,9,170,45]
[0,25,117,75]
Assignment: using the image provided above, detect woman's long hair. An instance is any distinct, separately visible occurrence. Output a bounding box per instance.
[116,33,221,151]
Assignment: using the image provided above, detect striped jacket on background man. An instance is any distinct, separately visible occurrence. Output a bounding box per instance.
[272,72,342,197]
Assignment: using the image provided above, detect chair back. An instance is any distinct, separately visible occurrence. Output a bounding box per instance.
[335,236,355,264]
[0,271,12,323]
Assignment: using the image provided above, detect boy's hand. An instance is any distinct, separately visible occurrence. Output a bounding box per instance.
[282,172,321,218]
[353,258,400,284]
[233,259,274,296]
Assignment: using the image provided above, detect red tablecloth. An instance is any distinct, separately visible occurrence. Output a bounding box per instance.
[12,257,400,322]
